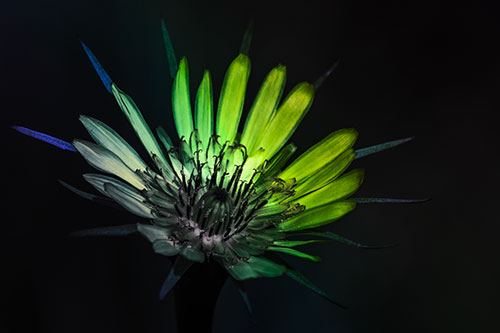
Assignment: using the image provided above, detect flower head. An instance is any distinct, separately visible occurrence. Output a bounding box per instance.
[14,22,419,305]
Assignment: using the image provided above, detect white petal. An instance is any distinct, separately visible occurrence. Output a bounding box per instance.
[80,115,148,172]
[83,173,144,201]
[104,183,153,218]
[73,139,145,189]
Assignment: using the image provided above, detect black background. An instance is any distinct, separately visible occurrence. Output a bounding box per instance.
[2,0,499,332]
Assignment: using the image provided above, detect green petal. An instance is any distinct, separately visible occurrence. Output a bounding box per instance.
[240,65,286,154]
[254,82,314,162]
[225,256,286,280]
[267,246,322,262]
[293,148,355,196]
[216,53,251,143]
[279,128,358,182]
[195,70,214,145]
[103,183,153,218]
[73,139,144,189]
[79,115,147,172]
[295,169,365,210]
[172,57,194,140]
[254,143,297,184]
[111,84,169,168]
[277,200,356,232]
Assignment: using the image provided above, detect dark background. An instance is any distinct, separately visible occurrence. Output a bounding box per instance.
[2,0,499,332]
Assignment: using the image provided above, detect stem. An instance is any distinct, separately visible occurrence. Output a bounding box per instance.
[173,261,228,333]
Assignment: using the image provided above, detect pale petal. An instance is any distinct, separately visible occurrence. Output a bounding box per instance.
[73,139,145,189]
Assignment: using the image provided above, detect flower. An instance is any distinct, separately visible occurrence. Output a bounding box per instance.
[13,22,420,306]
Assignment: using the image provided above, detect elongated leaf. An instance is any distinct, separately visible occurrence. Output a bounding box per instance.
[159,256,194,300]
[355,137,413,159]
[12,126,77,152]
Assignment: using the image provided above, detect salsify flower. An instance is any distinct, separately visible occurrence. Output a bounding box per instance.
[13,22,421,307]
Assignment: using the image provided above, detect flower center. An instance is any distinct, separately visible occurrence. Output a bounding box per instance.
[145,134,277,240]
[211,187,229,203]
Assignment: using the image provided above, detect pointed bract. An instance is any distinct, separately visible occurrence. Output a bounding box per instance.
[12,126,77,152]
[159,256,194,300]
[80,41,113,93]
[160,20,178,78]
[355,137,413,159]
[71,224,137,237]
